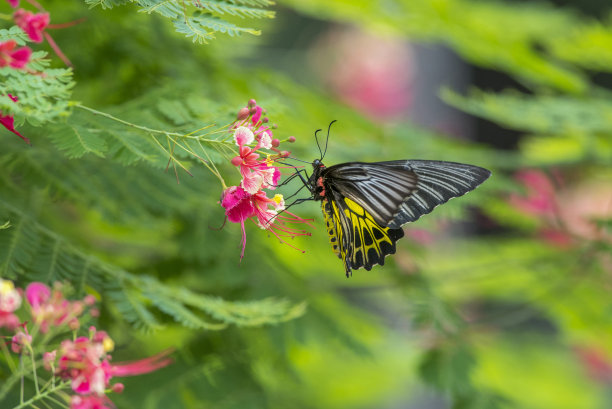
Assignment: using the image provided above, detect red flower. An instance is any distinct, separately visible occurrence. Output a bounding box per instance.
[221,186,311,259]
[1,94,29,144]
[0,40,31,68]
[25,282,87,333]
[52,329,172,397]
[14,9,49,43]
[509,170,557,215]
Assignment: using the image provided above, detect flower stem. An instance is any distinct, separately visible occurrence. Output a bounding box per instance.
[27,345,40,395]
[74,104,185,138]
[11,381,70,409]
[19,355,24,405]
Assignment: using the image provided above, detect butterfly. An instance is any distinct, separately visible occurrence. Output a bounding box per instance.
[291,122,491,277]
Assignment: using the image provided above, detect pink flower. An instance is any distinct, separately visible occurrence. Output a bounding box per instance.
[221,187,311,259]
[7,0,19,7]
[43,350,57,371]
[26,282,51,308]
[221,186,255,259]
[1,94,30,144]
[575,346,612,384]
[55,329,171,397]
[510,170,557,215]
[11,329,32,353]
[70,395,114,409]
[231,127,282,194]
[0,278,21,330]
[14,9,49,43]
[0,279,21,312]
[0,40,31,69]
[25,282,86,333]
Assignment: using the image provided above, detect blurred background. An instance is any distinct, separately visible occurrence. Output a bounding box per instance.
[2,0,612,408]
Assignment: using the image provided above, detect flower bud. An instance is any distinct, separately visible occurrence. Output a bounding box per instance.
[112,383,125,394]
[288,136,296,143]
[262,117,269,123]
[280,150,290,158]
[231,156,242,167]
[272,124,278,129]
[68,318,80,331]
[236,107,249,120]
[43,350,56,371]
[271,139,280,147]
[11,331,32,354]
[248,99,256,107]
[249,107,258,116]
[84,294,96,306]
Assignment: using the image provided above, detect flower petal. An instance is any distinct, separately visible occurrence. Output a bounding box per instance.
[234,126,254,147]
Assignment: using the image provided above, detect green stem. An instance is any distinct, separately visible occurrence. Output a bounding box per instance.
[27,345,40,395]
[19,355,24,405]
[11,381,70,409]
[74,104,184,138]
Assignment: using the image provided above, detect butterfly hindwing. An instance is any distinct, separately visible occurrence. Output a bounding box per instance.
[323,193,404,275]
[323,160,491,229]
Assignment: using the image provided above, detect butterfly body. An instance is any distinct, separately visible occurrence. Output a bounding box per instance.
[307,159,491,277]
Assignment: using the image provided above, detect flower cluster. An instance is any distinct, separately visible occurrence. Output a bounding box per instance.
[509,169,612,247]
[2,0,72,144]
[221,100,311,259]
[0,279,172,409]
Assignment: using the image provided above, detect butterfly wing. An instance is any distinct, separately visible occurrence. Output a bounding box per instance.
[322,193,404,276]
[323,160,491,229]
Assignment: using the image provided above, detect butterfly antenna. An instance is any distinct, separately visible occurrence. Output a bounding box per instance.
[285,156,311,164]
[314,128,323,160]
[323,120,336,159]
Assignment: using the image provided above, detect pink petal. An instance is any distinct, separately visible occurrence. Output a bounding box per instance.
[7,0,19,7]
[234,126,254,147]
[251,106,262,124]
[25,282,51,308]
[221,186,255,223]
[110,349,173,377]
[258,130,272,149]
[241,172,263,194]
[9,46,31,68]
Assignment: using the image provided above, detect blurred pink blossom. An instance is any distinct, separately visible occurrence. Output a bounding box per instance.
[14,9,49,43]
[311,27,414,119]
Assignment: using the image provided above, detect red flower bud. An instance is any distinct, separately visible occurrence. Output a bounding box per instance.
[271,139,280,147]
[231,156,242,167]
[248,99,256,107]
[112,383,125,393]
[288,136,296,143]
[236,107,249,120]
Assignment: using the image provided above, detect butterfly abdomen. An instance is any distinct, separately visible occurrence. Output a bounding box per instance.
[322,200,342,259]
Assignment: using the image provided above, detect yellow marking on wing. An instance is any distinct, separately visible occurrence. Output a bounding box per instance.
[342,198,397,269]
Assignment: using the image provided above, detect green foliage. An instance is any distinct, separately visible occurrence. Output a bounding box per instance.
[0,198,305,332]
[0,48,74,126]
[2,0,612,408]
[85,0,274,43]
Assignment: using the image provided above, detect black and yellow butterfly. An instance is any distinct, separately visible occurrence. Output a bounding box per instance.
[295,122,491,277]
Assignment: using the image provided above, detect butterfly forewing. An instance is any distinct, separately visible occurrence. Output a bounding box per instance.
[311,156,490,276]
[323,160,491,230]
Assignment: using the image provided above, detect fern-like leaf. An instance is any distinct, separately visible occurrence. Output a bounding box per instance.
[0,198,306,331]
[85,0,272,43]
